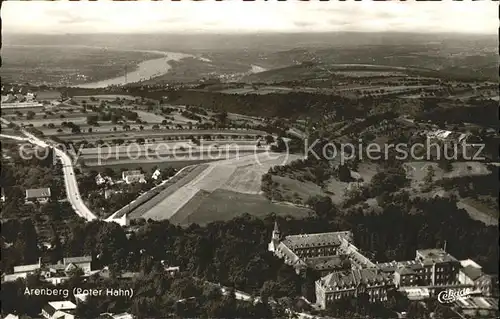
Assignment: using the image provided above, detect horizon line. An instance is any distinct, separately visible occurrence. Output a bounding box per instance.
[4,30,497,36]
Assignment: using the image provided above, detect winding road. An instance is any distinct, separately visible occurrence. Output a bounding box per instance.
[1,118,97,221]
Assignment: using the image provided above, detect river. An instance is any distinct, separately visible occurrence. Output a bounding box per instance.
[75,50,193,88]
[5,44,194,88]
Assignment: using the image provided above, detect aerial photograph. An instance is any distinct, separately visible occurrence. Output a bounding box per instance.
[0,0,498,318]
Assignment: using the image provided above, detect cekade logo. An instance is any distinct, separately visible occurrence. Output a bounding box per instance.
[437,288,474,303]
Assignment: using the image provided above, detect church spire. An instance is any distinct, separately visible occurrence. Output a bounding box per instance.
[273,220,280,233]
[268,220,281,253]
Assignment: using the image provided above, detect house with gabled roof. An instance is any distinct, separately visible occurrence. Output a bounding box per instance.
[41,301,76,319]
[25,187,51,204]
[63,256,92,274]
[122,170,146,184]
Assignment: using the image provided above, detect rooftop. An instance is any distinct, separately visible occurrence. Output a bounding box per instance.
[25,187,51,199]
[460,259,482,269]
[378,260,424,273]
[320,268,391,290]
[276,242,301,265]
[125,174,146,182]
[399,287,430,300]
[63,256,92,265]
[112,312,134,319]
[13,262,41,274]
[3,273,28,282]
[122,170,143,177]
[282,231,352,250]
[461,265,483,281]
[395,266,415,276]
[48,301,77,311]
[454,297,498,310]
[416,248,458,263]
[305,255,351,271]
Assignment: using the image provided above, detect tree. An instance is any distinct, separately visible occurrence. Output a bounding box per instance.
[26,111,36,120]
[86,115,99,125]
[306,195,334,219]
[337,164,352,182]
[75,296,101,319]
[438,158,453,172]
[271,137,287,152]
[260,280,278,301]
[423,165,435,186]
[215,111,228,127]
[264,135,275,144]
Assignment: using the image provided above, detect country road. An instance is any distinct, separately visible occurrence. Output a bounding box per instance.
[1,118,98,221]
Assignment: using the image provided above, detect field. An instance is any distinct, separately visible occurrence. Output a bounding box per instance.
[54,128,265,140]
[123,164,210,219]
[169,189,311,226]
[72,94,139,101]
[458,199,498,226]
[404,161,491,188]
[88,159,212,172]
[131,153,304,223]
[135,110,165,123]
[81,149,262,166]
[269,161,380,205]
[79,140,266,166]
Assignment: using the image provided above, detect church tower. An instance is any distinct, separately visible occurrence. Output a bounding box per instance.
[268,220,281,253]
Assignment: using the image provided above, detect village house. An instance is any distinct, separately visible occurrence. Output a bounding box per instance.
[98,266,140,281]
[62,256,93,274]
[41,301,76,319]
[104,189,123,199]
[160,261,180,276]
[96,173,114,186]
[25,187,51,204]
[3,256,94,284]
[2,258,42,282]
[96,173,106,185]
[122,170,146,184]
[424,129,472,144]
[152,169,161,180]
[40,256,94,285]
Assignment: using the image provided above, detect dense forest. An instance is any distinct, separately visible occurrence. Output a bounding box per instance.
[1,186,497,317]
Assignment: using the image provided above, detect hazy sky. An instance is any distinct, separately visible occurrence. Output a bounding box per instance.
[2,0,497,34]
